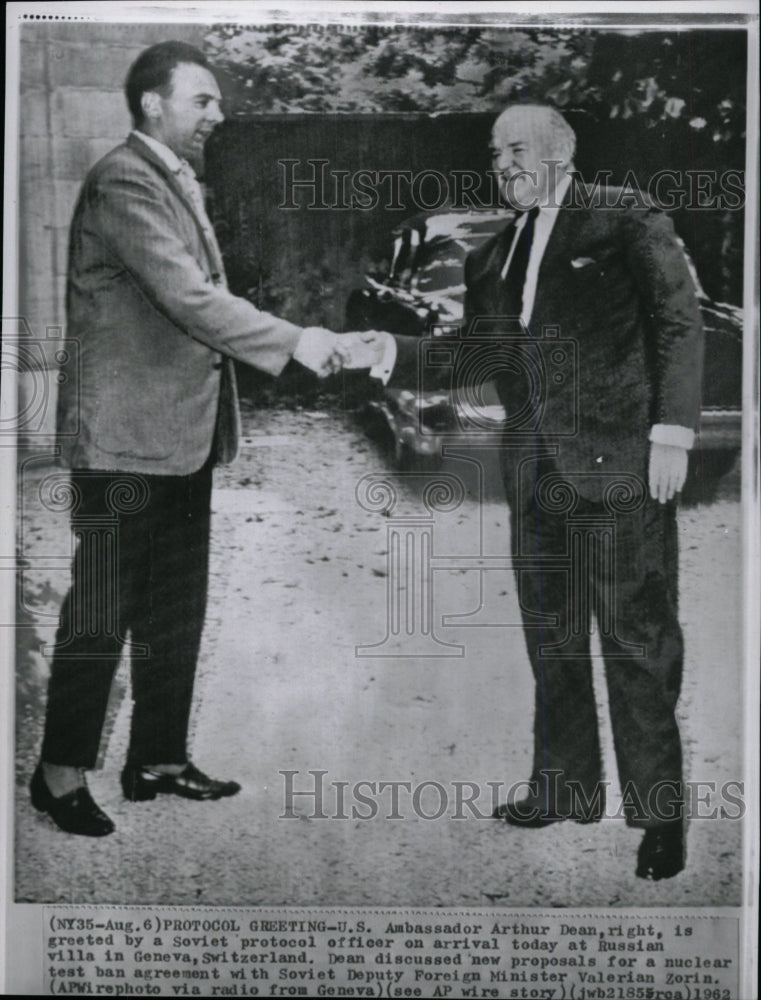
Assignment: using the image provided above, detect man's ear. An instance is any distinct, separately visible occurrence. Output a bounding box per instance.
[141,90,162,122]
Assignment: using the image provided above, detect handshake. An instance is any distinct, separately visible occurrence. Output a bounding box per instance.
[293,328,394,379]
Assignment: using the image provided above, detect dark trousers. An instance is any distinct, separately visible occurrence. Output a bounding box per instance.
[506,469,684,828]
[40,463,212,769]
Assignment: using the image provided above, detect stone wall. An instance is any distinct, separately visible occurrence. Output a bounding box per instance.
[16,22,207,441]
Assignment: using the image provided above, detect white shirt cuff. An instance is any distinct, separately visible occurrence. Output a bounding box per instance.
[370,333,397,385]
[649,424,695,449]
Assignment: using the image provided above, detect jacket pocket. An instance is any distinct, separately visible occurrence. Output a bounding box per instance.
[95,408,180,460]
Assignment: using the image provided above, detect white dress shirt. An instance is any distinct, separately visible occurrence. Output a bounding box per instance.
[500,171,693,449]
[131,130,222,263]
[500,172,572,328]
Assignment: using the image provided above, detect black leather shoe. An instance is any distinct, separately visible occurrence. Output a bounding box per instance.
[493,789,605,827]
[30,765,114,837]
[121,762,241,802]
[636,823,685,880]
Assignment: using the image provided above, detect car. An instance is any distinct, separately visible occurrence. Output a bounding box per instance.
[346,207,742,487]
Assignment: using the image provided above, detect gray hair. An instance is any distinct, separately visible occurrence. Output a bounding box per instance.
[494,104,577,162]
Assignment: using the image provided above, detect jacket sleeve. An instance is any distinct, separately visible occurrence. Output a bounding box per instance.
[84,162,304,377]
[621,206,704,432]
[384,246,484,390]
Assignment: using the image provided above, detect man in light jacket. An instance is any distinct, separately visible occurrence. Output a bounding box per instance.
[31,41,385,836]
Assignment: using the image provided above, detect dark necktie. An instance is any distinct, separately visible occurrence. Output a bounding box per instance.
[504,206,539,314]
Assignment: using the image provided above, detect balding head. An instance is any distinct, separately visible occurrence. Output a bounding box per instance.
[493,105,576,163]
[491,104,576,209]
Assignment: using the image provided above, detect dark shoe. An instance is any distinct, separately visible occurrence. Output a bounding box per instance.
[30,765,114,837]
[636,823,685,880]
[121,762,241,802]
[493,787,605,827]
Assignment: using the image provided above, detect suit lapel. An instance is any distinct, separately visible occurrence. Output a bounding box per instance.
[126,133,225,280]
[468,221,520,314]
[482,218,517,279]
[536,175,594,287]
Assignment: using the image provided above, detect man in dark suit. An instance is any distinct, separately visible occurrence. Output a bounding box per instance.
[31,41,382,837]
[374,104,703,880]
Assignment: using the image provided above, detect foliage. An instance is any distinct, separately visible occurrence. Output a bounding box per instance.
[584,31,746,147]
[204,25,595,113]
[204,24,745,142]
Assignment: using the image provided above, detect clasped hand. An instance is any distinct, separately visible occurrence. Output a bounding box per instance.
[293,328,390,378]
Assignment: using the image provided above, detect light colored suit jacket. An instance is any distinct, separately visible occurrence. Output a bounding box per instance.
[58,132,303,474]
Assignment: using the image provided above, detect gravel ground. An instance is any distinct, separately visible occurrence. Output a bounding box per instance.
[14,404,744,907]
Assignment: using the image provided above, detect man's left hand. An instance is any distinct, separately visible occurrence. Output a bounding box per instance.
[648,442,688,503]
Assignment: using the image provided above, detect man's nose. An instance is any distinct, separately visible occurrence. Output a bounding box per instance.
[495,150,513,172]
[208,101,225,124]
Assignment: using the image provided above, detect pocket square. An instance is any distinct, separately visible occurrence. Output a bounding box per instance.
[570,256,596,269]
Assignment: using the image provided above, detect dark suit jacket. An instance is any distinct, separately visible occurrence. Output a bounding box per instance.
[390,181,704,502]
[58,132,304,475]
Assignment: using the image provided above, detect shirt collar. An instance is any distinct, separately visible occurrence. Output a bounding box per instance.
[512,171,573,229]
[131,129,189,176]
[542,171,573,215]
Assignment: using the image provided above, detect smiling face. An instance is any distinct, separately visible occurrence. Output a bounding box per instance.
[491,106,573,210]
[141,62,224,160]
